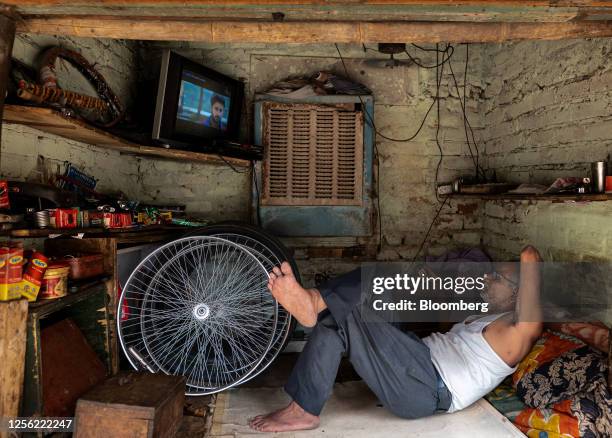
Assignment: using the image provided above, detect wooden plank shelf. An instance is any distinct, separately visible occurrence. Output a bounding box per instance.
[2,105,251,168]
[28,277,109,317]
[445,193,612,202]
[7,225,191,240]
[10,227,105,238]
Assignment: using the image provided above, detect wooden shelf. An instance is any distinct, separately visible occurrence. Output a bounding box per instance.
[28,278,108,317]
[445,193,612,202]
[2,225,189,243]
[2,105,251,168]
[9,227,105,238]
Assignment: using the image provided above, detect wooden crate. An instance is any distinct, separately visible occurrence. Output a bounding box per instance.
[22,281,111,419]
[40,318,107,417]
[74,372,185,438]
[0,299,28,438]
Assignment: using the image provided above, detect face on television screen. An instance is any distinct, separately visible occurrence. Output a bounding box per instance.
[175,69,232,136]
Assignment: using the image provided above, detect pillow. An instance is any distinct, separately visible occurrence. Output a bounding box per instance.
[516,345,606,408]
[546,322,609,353]
[512,330,584,386]
[514,400,580,438]
[515,345,610,438]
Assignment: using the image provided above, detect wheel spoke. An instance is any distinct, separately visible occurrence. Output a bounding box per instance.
[118,235,288,395]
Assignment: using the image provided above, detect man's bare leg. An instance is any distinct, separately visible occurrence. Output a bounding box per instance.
[267,261,327,328]
[248,401,320,432]
[247,262,327,432]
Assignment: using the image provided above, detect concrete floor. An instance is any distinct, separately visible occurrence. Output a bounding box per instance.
[176,353,359,437]
[209,382,524,438]
[200,353,523,438]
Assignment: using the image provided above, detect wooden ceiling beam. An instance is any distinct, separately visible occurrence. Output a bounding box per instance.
[15,17,612,43]
[3,1,612,23]
[4,1,612,6]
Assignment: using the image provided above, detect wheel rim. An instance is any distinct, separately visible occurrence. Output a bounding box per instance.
[199,233,292,385]
[118,236,277,395]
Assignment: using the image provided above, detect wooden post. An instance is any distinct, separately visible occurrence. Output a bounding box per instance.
[608,326,611,391]
[0,299,28,438]
[0,6,16,171]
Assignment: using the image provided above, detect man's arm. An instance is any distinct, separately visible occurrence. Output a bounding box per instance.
[514,245,543,342]
[483,245,543,366]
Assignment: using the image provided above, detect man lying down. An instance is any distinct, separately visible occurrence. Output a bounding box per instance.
[249,245,543,433]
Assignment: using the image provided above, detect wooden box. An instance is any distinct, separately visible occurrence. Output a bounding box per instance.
[0,299,28,438]
[41,318,107,417]
[22,281,111,419]
[74,372,185,438]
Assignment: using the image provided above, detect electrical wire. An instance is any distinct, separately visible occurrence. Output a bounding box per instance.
[216,153,251,174]
[404,45,454,69]
[433,43,445,203]
[362,41,480,186]
[411,43,447,53]
[447,44,486,181]
[464,44,476,174]
[338,44,447,143]
[362,43,454,69]
[448,56,479,174]
[335,43,453,253]
[335,44,384,249]
[251,161,262,227]
[412,196,448,262]
[336,42,485,260]
[216,155,261,226]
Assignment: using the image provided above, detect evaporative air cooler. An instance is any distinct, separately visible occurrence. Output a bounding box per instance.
[253,94,375,236]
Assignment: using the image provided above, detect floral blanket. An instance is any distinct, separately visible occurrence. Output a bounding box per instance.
[486,329,610,438]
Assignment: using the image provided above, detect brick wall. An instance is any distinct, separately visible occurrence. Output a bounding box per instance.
[3,37,609,290]
[481,39,612,324]
[141,42,487,262]
[1,35,250,221]
[481,38,612,262]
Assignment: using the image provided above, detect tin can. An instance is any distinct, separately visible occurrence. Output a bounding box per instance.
[0,180,9,210]
[591,161,606,193]
[20,251,49,302]
[54,208,79,229]
[40,262,70,300]
[64,253,104,279]
[0,242,23,301]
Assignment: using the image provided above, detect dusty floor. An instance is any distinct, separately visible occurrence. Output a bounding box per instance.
[209,382,523,438]
[177,353,358,437]
[188,354,522,438]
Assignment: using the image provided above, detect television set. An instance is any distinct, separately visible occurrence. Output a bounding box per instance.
[152,50,244,150]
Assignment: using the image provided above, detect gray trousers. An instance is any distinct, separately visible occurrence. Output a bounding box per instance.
[284,268,452,417]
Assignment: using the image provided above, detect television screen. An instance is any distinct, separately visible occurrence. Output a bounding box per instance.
[153,50,244,149]
[176,71,232,134]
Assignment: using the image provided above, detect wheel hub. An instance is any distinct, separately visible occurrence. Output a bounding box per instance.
[193,303,211,321]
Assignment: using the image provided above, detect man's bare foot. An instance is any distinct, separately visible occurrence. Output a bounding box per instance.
[249,401,320,432]
[267,262,325,327]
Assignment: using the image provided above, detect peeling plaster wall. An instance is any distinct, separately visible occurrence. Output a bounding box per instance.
[2,34,608,322]
[481,39,612,262]
[141,42,487,266]
[1,35,250,221]
[4,37,609,293]
[481,39,612,323]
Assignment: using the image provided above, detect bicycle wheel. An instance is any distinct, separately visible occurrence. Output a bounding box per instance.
[118,236,277,395]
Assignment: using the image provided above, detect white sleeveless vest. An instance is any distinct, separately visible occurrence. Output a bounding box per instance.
[422,313,517,412]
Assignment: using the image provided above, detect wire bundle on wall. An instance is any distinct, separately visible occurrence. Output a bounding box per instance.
[334,42,482,259]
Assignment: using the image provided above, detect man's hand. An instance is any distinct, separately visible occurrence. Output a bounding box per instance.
[520,245,542,263]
